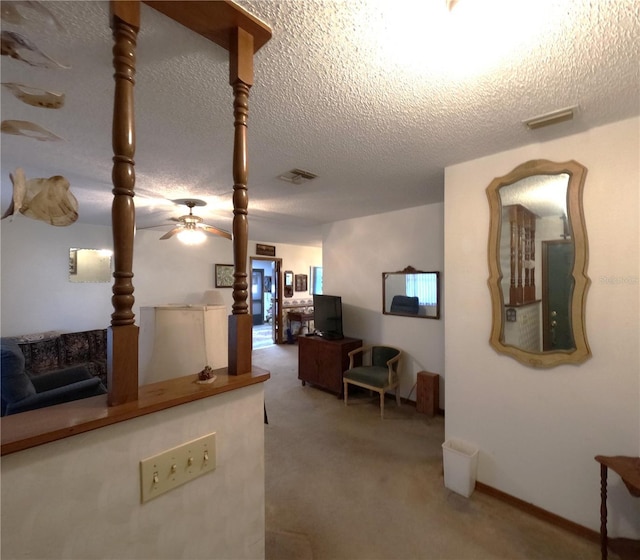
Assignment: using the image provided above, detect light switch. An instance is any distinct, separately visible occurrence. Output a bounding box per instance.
[140,432,216,503]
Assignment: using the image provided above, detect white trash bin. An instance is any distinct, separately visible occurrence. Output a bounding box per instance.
[442,439,479,497]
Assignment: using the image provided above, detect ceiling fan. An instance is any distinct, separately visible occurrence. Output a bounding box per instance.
[158,199,232,244]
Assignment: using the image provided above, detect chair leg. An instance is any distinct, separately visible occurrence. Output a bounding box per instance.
[344,381,348,406]
[395,388,401,407]
[380,391,385,419]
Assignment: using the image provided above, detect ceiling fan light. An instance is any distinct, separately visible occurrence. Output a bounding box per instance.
[177,228,206,245]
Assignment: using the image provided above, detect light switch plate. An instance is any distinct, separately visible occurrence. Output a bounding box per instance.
[140,432,216,503]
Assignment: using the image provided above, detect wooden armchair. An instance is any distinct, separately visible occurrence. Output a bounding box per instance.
[343,345,402,419]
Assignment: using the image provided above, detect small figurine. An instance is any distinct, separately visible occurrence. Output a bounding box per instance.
[196,365,217,384]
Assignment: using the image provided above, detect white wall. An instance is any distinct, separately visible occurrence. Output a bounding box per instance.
[322,203,445,400]
[1,384,265,560]
[275,242,322,304]
[0,220,320,337]
[444,117,639,538]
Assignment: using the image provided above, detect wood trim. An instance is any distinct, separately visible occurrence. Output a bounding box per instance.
[1,367,269,456]
[143,0,272,53]
[475,482,600,543]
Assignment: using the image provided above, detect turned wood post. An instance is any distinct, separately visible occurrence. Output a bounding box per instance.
[599,463,608,560]
[227,27,254,375]
[108,1,139,404]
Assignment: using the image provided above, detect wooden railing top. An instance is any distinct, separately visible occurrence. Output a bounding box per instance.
[1,367,269,456]
[142,0,272,52]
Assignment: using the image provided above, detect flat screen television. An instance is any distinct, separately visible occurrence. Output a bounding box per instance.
[313,294,344,340]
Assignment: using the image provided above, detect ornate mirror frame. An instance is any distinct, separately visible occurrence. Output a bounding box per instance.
[382,266,440,319]
[486,159,591,367]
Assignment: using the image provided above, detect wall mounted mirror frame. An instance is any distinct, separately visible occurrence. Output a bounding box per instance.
[383,266,440,319]
[69,248,113,283]
[486,159,590,367]
[284,270,294,298]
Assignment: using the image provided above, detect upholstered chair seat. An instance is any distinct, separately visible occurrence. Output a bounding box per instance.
[343,345,402,419]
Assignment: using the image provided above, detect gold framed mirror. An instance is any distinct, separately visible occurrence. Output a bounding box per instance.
[382,266,440,319]
[486,159,590,367]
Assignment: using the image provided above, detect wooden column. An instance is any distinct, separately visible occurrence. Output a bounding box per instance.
[508,204,538,306]
[108,1,140,404]
[508,206,519,306]
[524,211,536,302]
[228,27,254,375]
[599,463,608,560]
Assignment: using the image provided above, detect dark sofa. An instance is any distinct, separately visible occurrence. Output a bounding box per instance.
[1,329,108,416]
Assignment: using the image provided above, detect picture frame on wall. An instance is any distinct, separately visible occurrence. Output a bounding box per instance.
[256,243,276,257]
[215,264,234,288]
[295,274,308,292]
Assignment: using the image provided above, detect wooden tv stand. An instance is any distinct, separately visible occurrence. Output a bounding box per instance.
[298,335,362,397]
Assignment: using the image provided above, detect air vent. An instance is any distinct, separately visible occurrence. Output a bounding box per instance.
[524,106,576,130]
[277,168,318,185]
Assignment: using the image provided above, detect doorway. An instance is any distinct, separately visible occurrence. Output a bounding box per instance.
[251,269,264,326]
[542,240,575,351]
[250,257,283,347]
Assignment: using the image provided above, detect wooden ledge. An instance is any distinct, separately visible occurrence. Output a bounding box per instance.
[1,366,270,456]
[142,0,272,52]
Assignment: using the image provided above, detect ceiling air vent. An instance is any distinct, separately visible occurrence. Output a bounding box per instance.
[277,168,318,185]
[524,106,576,130]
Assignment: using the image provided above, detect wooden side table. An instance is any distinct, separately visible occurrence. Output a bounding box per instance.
[594,455,640,560]
[416,371,439,416]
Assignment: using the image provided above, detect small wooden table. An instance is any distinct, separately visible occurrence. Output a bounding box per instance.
[594,455,640,560]
[287,311,314,337]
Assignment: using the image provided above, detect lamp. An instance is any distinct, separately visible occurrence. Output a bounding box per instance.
[138,304,228,384]
[177,226,206,245]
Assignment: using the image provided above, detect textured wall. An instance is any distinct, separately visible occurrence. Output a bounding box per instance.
[1,384,266,559]
[444,117,639,537]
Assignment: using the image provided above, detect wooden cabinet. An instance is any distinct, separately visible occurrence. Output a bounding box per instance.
[298,336,362,397]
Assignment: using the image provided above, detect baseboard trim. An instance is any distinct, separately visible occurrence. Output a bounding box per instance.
[475,482,599,543]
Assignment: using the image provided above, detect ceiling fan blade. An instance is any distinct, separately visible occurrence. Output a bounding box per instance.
[201,224,232,240]
[159,226,182,240]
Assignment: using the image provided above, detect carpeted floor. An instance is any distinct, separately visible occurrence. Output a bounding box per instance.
[254,343,615,560]
[253,323,275,350]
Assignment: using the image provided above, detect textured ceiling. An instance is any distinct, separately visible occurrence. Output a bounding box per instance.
[1,0,638,246]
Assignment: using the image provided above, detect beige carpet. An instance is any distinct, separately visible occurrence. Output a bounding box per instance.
[254,343,616,560]
[254,324,276,350]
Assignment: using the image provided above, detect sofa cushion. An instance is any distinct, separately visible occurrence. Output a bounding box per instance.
[60,330,108,385]
[60,331,92,364]
[19,337,63,375]
[1,338,36,405]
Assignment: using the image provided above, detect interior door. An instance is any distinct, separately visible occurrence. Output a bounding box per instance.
[251,269,264,326]
[274,259,282,343]
[542,240,575,351]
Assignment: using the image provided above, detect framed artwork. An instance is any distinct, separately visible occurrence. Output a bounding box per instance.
[256,243,276,257]
[295,274,308,292]
[215,264,234,288]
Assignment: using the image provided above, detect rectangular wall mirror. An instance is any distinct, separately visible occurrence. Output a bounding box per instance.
[382,267,440,319]
[69,248,113,283]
